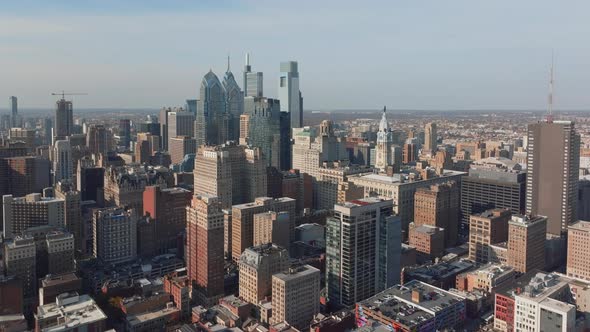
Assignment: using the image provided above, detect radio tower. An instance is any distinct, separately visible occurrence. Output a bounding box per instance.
[546,52,554,123]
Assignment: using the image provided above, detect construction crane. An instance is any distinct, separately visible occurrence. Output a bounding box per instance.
[51,91,88,100]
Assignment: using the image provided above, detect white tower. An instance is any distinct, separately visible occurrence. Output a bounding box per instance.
[53,140,72,182]
[375,106,393,172]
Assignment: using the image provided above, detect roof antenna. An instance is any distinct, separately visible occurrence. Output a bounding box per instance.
[227,54,231,72]
[546,51,554,123]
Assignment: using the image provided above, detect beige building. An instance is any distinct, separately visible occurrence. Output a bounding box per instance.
[194,143,267,210]
[408,224,445,259]
[253,211,290,249]
[231,197,296,261]
[4,235,36,298]
[468,208,511,264]
[507,214,546,273]
[567,221,590,281]
[413,181,459,247]
[271,265,320,329]
[292,122,347,180]
[2,193,65,239]
[424,122,437,156]
[169,136,196,164]
[238,243,289,304]
[317,162,372,210]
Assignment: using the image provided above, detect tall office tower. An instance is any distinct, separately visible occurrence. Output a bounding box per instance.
[194,143,267,209]
[186,194,224,304]
[118,119,131,148]
[244,97,282,168]
[566,221,590,281]
[167,110,194,148]
[402,142,417,164]
[86,124,109,155]
[186,99,197,115]
[77,162,104,202]
[45,230,75,275]
[238,243,289,304]
[292,123,348,179]
[9,96,18,128]
[424,122,437,155]
[460,157,526,233]
[413,181,459,247]
[243,53,263,97]
[53,140,73,182]
[3,156,51,197]
[231,197,296,261]
[54,182,83,255]
[143,185,191,254]
[2,193,65,239]
[279,112,292,170]
[223,59,244,142]
[507,215,546,273]
[9,128,35,150]
[4,236,36,298]
[468,208,511,264]
[54,97,73,141]
[239,114,250,144]
[43,118,53,145]
[326,198,401,308]
[526,120,580,235]
[271,265,320,329]
[159,107,171,151]
[197,71,227,147]
[375,107,393,172]
[253,211,290,249]
[278,61,303,128]
[169,136,197,164]
[92,207,137,264]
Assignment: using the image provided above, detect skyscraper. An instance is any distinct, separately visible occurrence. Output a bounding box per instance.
[271,265,320,329]
[118,119,131,148]
[326,197,401,308]
[2,193,65,239]
[54,182,83,255]
[243,53,263,98]
[243,96,282,168]
[197,71,227,146]
[159,107,171,151]
[92,207,137,264]
[424,122,437,155]
[53,140,73,183]
[9,96,18,128]
[526,120,580,235]
[507,214,546,273]
[238,243,289,304]
[186,194,224,305]
[468,208,511,264]
[169,136,197,165]
[566,221,590,282]
[167,110,195,147]
[413,181,460,247]
[54,98,73,141]
[278,61,303,129]
[223,57,244,142]
[375,107,393,172]
[86,124,109,155]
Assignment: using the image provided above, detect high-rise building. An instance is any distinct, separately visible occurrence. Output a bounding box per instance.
[169,136,197,165]
[54,181,83,255]
[253,211,290,249]
[507,214,546,273]
[468,208,511,264]
[223,58,244,142]
[4,236,36,298]
[278,61,303,129]
[87,124,106,153]
[375,107,393,172]
[43,117,53,145]
[76,162,104,203]
[143,185,191,255]
[271,265,320,329]
[413,181,459,247]
[194,143,267,210]
[44,230,75,275]
[526,120,580,235]
[402,142,418,164]
[9,128,35,150]
[408,224,445,259]
[159,107,172,151]
[53,140,73,182]
[118,119,131,148]
[103,165,169,213]
[54,98,73,141]
[238,243,289,304]
[243,97,282,168]
[243,53,263,98]
[92,207,137,264]
[167,110,195,149]
[460,157,526,233]
[292,123,347,180]
[9,96,18,128]
[566,221,590,282]
[197,71,227,146]
[317,162,372,211]
[231,197,296,261]
[2,156,50,198]
[186,194,224,304]
[424,122,437,155]
[2,193,65,239]
[326,197,401,308]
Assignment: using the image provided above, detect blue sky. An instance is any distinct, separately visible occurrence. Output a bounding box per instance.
[2,0,590,110]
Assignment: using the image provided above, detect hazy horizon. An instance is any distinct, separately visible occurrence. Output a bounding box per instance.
[3,0,590,110]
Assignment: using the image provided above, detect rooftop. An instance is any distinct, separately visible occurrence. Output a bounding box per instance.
[126,305,179,327]
[568,220,590,232]
[36,293,107,330]
[272,265,320,282]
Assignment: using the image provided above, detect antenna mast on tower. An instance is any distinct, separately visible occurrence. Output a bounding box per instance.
[546,51,554,123]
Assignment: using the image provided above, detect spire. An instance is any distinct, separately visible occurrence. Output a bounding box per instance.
[246,53,250,66]
[227,54,231,73]
[547,51,554,123]
[379,106,388,132]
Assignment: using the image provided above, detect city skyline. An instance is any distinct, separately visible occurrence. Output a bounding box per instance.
[3,0,590,110]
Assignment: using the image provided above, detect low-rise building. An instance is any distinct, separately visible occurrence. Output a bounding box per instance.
[35,293,107,332]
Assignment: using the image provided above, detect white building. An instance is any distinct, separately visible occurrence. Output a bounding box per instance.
[53,139,72,182]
